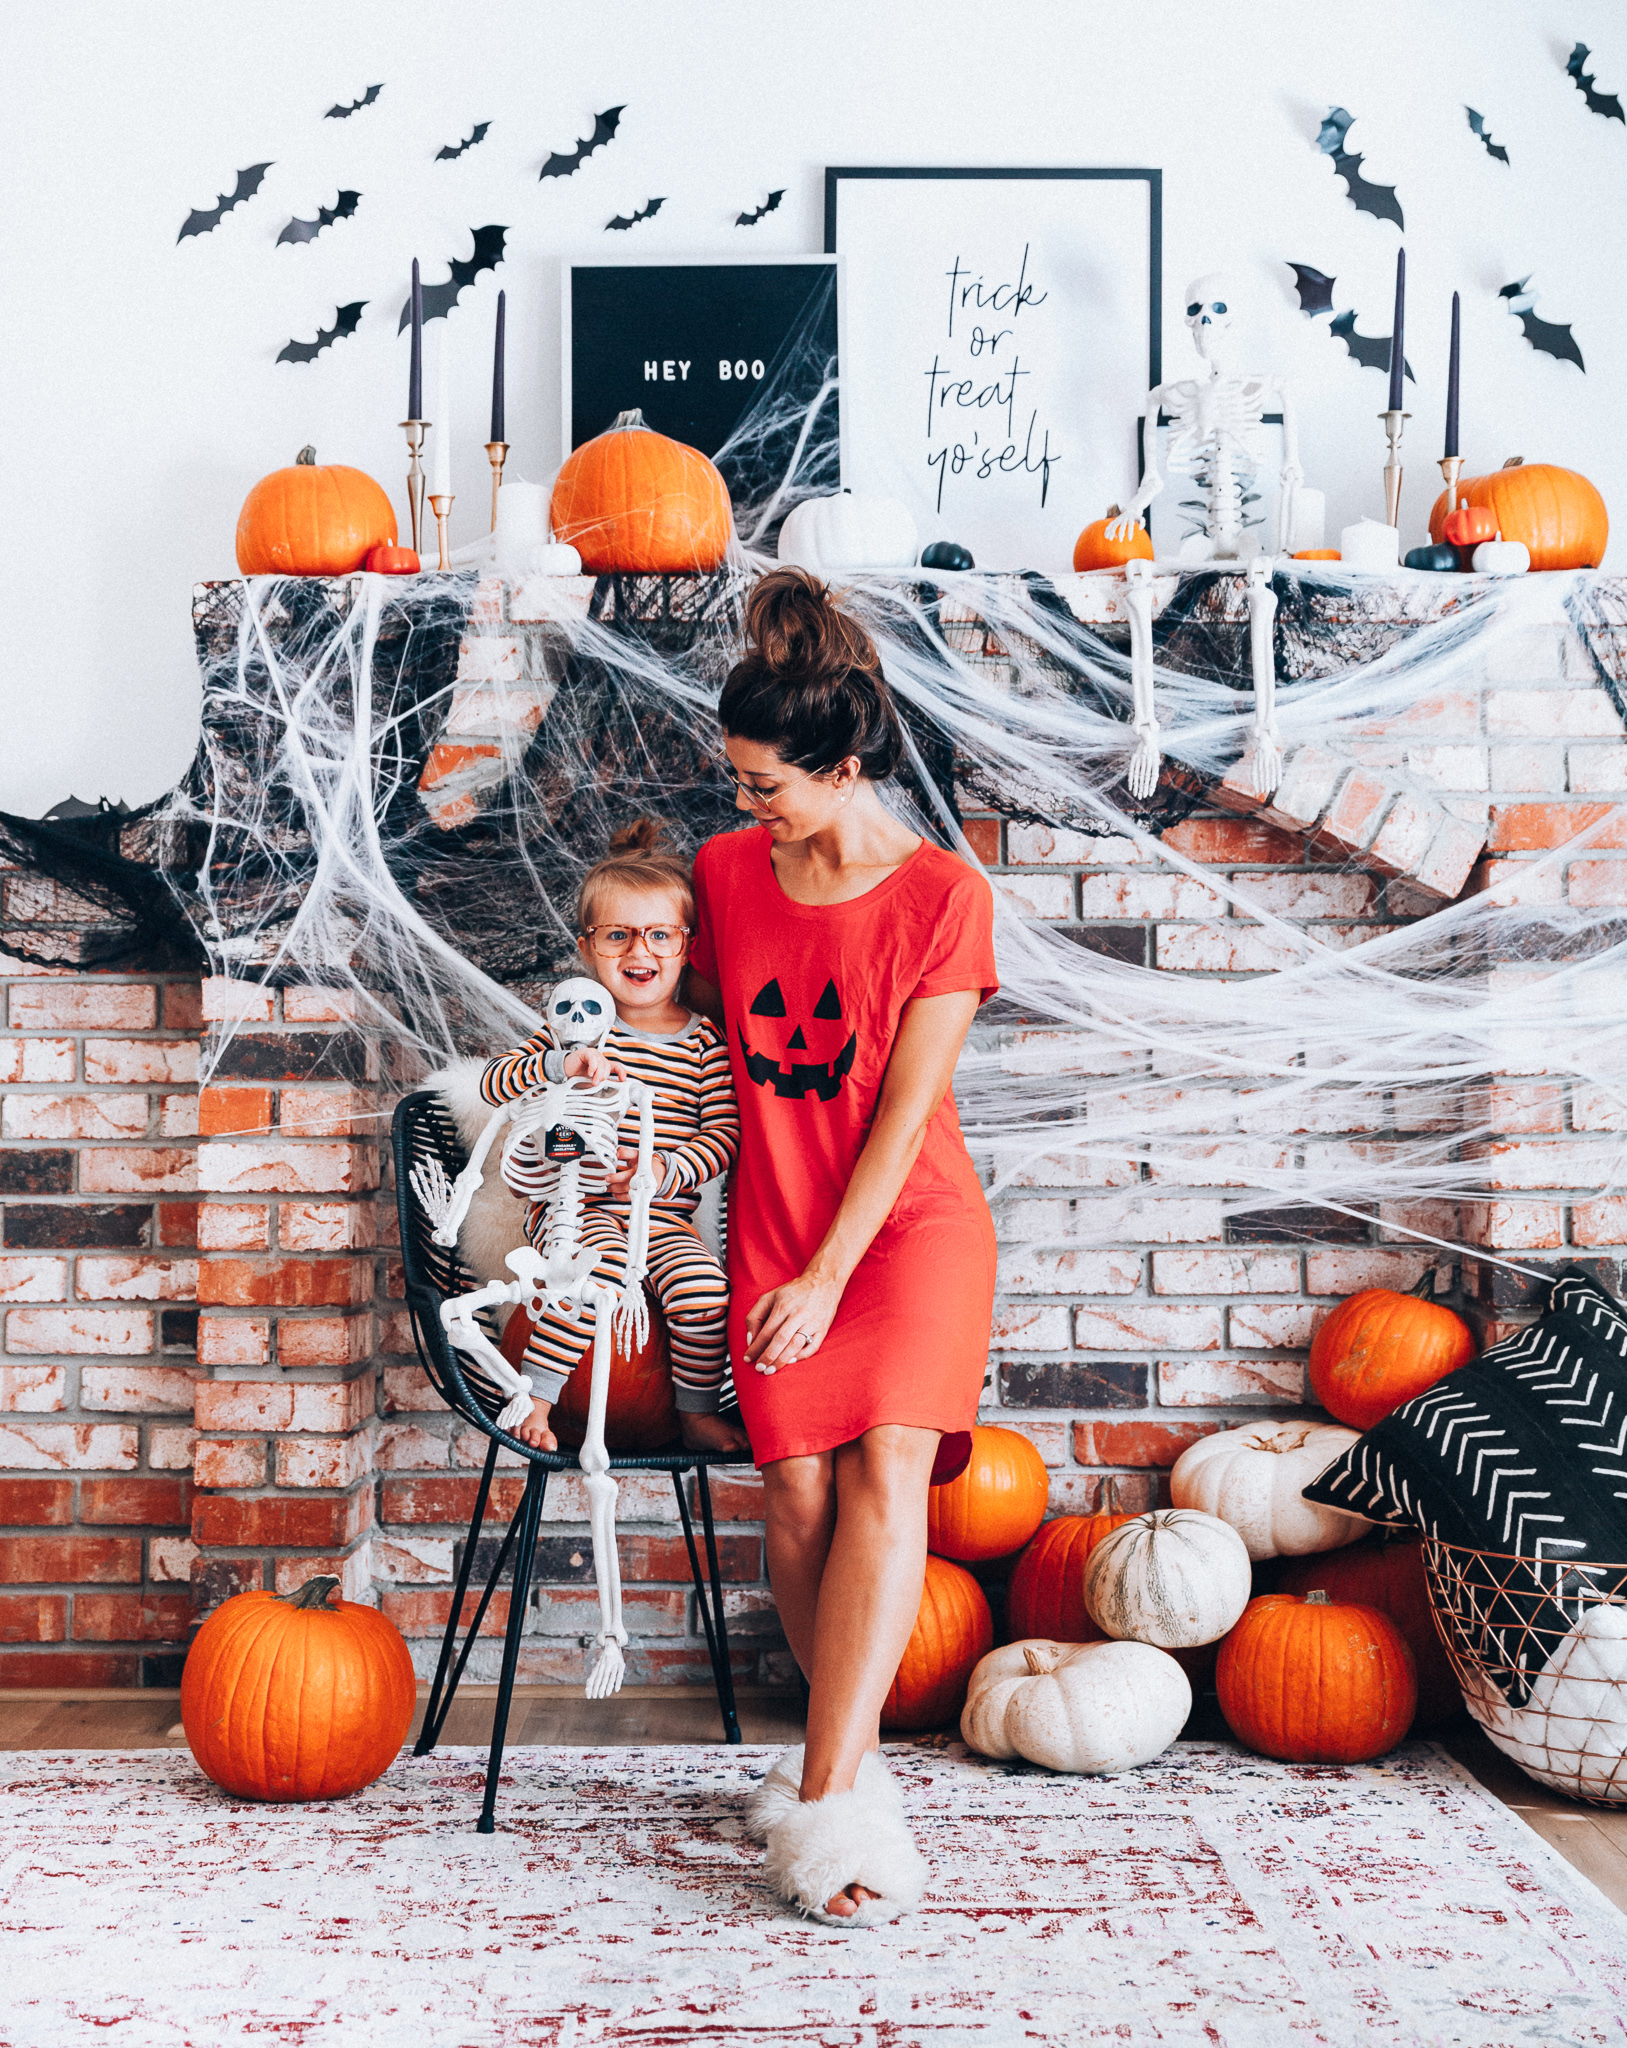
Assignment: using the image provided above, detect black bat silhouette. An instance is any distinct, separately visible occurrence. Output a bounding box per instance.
[736,188,785,227]
[607,196,665,231]
[1316,107,1404,229]
[1329,309,1415,381]
[437,122,490,162]
[1465,106,1510,164]
[1500,278,1585,371]
[277,300,366,365]
[396,225,507,331]
[277,190,361,247]
[326,84,382,120]
[539,106,624,179]
[1566,42,1625,123]
[1287,263,1336,317]
[177,162,272,243]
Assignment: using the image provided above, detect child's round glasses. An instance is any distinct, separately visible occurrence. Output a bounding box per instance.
[582,923,690,959]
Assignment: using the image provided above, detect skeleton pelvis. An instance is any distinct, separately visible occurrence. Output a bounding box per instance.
[499,1282,676,1452]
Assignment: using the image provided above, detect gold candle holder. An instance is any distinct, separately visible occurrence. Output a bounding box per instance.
[1379,409,1410,532]
[484,441,509,533]
[1438,454,1464,517]
[401,420,429,557]
[428,492,454,572]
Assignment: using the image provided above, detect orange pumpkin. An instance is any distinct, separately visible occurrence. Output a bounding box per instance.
[1277,1535,1461,1728]
[1073,505,1155,572]
[882,1553,993,1730]
[551,409,732,574]
[1006,1506,1138,1642]
[500,1290,676,1452]
[1428,459,1607,572]
[1217,1590,1417,1764]
[181,1575,416,1801]
[365,541,420,575]
[1309,1276,1475,1432]
[925,1424,1050,1563]
[236,447,397,576]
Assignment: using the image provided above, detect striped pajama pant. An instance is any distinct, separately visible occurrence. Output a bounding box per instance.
[519,1202,729,1409]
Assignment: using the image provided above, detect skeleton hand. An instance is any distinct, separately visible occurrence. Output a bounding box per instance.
[611,1284,650,1352]
[1104,509,1147,545]
[409,1157,459,1243]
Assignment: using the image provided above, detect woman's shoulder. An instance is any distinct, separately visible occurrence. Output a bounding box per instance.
[695,823,765,881]
[905,839,995,912]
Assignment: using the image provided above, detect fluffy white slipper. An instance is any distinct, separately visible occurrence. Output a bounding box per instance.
[761,1760,926,1927]
[743,1745,904,1844]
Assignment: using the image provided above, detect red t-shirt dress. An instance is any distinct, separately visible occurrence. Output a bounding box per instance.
[690,825,999,1466]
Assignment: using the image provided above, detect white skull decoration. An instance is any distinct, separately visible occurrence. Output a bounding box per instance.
[1184,273,1239,369]
[549,976,616,1047]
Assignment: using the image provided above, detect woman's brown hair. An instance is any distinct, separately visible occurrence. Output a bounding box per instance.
[576,817,695,931]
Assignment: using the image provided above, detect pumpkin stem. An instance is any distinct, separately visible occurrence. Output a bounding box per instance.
[1304,1589,1333,1605]
[279,1574,341,1610]
[1022,1645,1062,1676]
[296,446,317,466]
[1408,1271,1438,1300]
[609,410,647,432]
[1105,504,1122,520]
[1502,456,1524,468]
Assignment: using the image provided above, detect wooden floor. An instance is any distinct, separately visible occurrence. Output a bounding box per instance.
[4,1689,1625,1912]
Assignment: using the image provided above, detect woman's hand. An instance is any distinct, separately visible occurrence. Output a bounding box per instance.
[746,1270,846,1373]
[563,1046,623,1087]
[605,1148,667,1200]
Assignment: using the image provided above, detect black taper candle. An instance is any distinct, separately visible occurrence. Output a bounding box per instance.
[408,259,423,419]
[491,290,506,444]
[1444,291,1461,458]
[1387,247,1406,412]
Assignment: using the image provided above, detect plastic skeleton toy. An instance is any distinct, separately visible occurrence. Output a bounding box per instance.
[1111,275,1297,802]
[409,979,657,1700]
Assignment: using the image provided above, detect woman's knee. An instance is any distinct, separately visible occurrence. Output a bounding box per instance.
[762,1454,836,1539]
[836,1427,939,1514]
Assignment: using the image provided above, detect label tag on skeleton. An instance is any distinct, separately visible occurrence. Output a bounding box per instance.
[544,1125,586,1161]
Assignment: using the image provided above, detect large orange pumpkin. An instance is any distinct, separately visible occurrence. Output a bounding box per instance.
[926,1424,1050,1563]
[1073,505,1155,572]
[1216,1590,1417,1764]
[1427,459,1607,572]
[181,1575,416,1801]
[236,446,397,576]
[1006,1507,1138,1641]
[551,409,732,574]
[882,1554,993,1730]
[500,1289,676,1452]
[1309,1276,1474,1432]
[1277,1535,1461,1728]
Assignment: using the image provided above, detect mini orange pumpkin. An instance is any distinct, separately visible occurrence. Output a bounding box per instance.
[365,541,420,575]
[1073,505,1155,572]
[1006,1503,1138,1642]
[926,1424,1050,1562]
[181,1575,416,1801]
[1216,1590,1417,1764]
[882,1553,993,1730]
[500,1289,676,1452]
[1428,459,1607,572]
[1309,1275,1475,1432]
[551,409,732,574]
[1277,1535,1461,1727]
[236,447,397,576]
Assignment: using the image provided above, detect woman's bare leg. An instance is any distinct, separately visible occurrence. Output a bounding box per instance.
[760,1451,837,1676]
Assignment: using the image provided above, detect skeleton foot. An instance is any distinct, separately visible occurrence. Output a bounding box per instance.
[1249,729,1283,798]
[1128,726,1162,801]
[586,1636,626,1699]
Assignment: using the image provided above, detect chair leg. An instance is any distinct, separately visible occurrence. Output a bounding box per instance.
[677,1464,742,1744]
[415,1434,501,1756]
[477,1462,546,1834]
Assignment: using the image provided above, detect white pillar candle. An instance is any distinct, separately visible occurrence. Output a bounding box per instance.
[493,480,551,579]
[1339,518,1399,572]
[431,332,451,498]
[1290,488,1326,553]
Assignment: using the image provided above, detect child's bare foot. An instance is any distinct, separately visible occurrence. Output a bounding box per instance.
[512,1403,558,1452]
[678,1411,752,1456]
[825,1884,880,1919]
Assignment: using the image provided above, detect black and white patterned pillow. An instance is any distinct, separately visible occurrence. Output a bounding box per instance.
[1303,1267,1627,1699]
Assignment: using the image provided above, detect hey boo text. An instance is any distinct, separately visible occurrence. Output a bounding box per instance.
[643,359,766,382]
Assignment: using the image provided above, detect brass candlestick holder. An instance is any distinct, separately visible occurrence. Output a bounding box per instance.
[428,492,454,572]
[1438,454,1464,517]
[484,441,509,533]
[401,420,429,556]
[1380,409,1410,532]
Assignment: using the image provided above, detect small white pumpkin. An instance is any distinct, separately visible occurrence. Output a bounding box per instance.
[527,540,583,575]
[961,1638,1190,1774]
[777,491,918,574]
[1471,532,1531,577]
[1169,1421,1372,1561]
[1083,1509,1251,1648]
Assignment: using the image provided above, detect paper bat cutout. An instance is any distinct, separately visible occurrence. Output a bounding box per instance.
[177,163,272,243]
[539,106,624,179]
[277,190,361,246]
[1500,278,1585,371]
[736,188,784,226]
[1329,310,1415,381]
[1566,43,1625,123]
[1316,107,1404,229]
[327,84,382,120]
[606,196,665,231]
[395,224,507,331]
[1288,263,1336,317]
[437,122,490,161]
[1465,106,1510,164]
[278,300,366,365]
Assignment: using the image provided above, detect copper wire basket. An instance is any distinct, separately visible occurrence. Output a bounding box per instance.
[1422,1538,1627,1807]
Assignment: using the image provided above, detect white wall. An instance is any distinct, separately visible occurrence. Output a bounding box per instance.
[2,0,1622,816]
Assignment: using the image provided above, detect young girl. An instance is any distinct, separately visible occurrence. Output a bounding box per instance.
[479,821,749,1457]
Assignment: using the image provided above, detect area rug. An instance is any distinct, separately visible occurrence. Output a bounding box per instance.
[2,1740,1625,2047]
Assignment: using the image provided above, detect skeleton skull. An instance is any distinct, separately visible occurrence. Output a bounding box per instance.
[1184,274,1239,368]
[548,976,616,1047]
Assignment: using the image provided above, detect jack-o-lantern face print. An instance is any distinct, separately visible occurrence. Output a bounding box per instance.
[738,975,856,1102]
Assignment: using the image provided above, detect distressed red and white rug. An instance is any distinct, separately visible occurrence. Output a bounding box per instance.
[2,1739,1624,2046]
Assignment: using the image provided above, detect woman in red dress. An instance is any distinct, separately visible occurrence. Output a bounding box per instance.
[686,569,997,1926]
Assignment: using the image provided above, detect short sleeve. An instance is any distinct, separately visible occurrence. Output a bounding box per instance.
[912,861,999,1005]
[688,837,719,987]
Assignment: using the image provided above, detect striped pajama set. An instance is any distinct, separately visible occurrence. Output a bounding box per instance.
[479,1014,739,1413]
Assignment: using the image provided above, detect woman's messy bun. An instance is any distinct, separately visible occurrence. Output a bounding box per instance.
[578,816,694,930]
[719,567,905,781]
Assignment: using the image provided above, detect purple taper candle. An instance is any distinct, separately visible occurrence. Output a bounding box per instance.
[491,289,506,444]
[1387,247,1406,412]
[408,259,423,419]
[1444,290,1461,458]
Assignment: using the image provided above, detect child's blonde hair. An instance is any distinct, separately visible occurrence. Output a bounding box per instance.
[576,817,695,931]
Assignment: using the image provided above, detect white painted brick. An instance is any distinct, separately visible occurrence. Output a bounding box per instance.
[1007,823,1144,866]
[995,874,1073,920]
[997,1246,1142,1294]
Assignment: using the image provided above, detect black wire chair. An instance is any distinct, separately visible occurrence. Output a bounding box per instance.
[392,1089,751,1832]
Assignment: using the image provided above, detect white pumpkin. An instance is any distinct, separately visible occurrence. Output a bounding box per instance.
[960,1638,1190,1775]
[1083,1509,1251,1648]
[777,491,918,573]
[1464,1604,1627,1804]
[1169,1422,1373,1561]
[1470,533,1531,577]
[527,540,583,575]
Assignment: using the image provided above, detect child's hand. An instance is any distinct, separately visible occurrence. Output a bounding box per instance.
[511,1401,558,1452]
[606,1149,667,1200]
[679,1411,752,1455]
[563,1047,624,1087]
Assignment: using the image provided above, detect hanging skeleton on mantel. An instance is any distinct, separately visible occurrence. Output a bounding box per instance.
[1110,274,1303,801]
